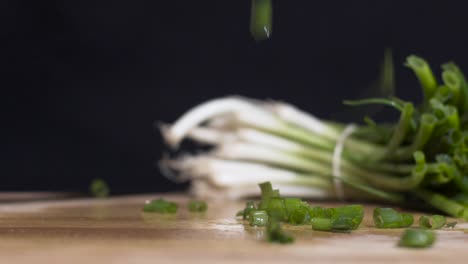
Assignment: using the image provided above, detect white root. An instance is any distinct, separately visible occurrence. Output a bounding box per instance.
[187,127,237,145]
[206,115,237,130]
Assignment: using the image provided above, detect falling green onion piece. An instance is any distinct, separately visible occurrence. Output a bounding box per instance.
[398,229,436,248]
[143,198,178,213]
[250,0,272,41]
[89,178,110,198]
[188,200,207,212]
[249,210,269,227]
[419,215,446,229]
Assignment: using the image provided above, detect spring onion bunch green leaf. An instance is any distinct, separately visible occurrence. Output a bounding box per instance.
[161,54,468,220]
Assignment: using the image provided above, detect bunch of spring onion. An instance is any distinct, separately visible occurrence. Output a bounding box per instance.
[160,55,468,219]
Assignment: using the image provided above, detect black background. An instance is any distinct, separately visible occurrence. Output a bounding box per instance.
[4,0,468,194]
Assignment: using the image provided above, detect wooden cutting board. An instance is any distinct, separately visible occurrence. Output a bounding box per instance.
[0,193,467,264]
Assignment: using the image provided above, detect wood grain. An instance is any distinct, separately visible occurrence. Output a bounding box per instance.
[0,193,466,264]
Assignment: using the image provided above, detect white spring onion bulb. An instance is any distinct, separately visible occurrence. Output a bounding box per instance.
[163,96,284,147]
[266,101,340,138]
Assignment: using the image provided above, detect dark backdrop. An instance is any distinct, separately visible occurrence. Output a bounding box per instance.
[4,0,468,194]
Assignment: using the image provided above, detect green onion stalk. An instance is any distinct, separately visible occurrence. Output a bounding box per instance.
[160,55,468,220]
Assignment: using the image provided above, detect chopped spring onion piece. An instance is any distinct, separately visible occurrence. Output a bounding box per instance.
[311,218,333,231]
[398,229,436,248]
[308,206,332,219]
[401,214,414,227]
[374,208,403,228]
[288,207,310,225]
[240,201,257,220]
[267,219,294,244]
[89,178,110,198]
[330,205,365,230]
[188,200,207,212]
[265,197,288,221]
[259,181,280,200]
[143,198,178,213]
[419,215,446,229]
[258,181,281,210]
[249,210,269,227]
[311,205,364,231]
[445,221,457,228]
[373,208,414,228]
[330,217,356,231]
[283,198,305,214]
